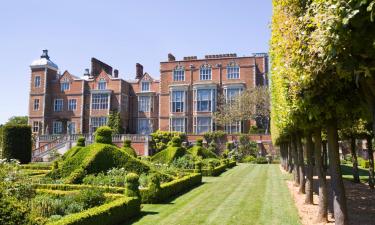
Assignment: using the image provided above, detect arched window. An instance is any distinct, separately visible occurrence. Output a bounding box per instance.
[200,64,212,80]
[227,62,240,79]
[98,78,107,90]
[173,66,185,81]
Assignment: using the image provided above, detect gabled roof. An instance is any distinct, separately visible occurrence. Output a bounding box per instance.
[60,70,81,80]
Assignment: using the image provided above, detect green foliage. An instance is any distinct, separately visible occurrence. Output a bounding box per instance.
[140,173,202,203]
[76,137,85,147]
[47,197,140,225]
[82,168,127,187]
[150,130,186,153]
[188,144,217,159]
[2,125,32,163]
[238,134,257,157]
[124,173,140,198]
[0,190,31,225]
[358,157,370,168]
[77,189,106,209]
[107,111,124,134]
[203,131,226,144]
[122,140,137,157]
[242,155,256,163]
[5,116,28,126]
[51,143,151,183]
[249,125,266,134]
[94,126,113,144]
[151,145,186,164]
[196,138,203,147]
[255,157,268,164]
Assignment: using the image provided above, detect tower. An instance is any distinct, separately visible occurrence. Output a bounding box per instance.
[29,50,58,134]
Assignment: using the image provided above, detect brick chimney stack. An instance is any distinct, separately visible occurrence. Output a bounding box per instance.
[168,53,176,62]
[136,63,143,79]
[114,69,119,78]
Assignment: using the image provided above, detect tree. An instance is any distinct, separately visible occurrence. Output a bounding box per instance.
[213,86,270,130]
[107,111,124,134]
[5,116,28,126]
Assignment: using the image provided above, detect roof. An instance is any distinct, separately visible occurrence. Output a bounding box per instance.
[30,58,58,70]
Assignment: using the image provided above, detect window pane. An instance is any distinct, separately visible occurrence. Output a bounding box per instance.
[92,94,108,110]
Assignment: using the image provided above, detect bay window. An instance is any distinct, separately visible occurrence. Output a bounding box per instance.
[90,117,108,133]
[138,96,151,112]
[92,93,109,110]
[195,89,216,112]
[171,91,184,112]
[194,117,212,134]
[170,118,185,132]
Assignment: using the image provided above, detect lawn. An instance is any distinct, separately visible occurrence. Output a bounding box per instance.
[127,164,301,225]
[341,164,370,182]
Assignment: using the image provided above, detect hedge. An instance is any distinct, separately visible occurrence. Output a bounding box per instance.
[151,146,186,164]
[35,189,123,200]
[140,173,202,203]
[2,125,32,163]
[184,161,236,176]
[33,183,126,194]
[47,197,140,225]
[20,163,52,170]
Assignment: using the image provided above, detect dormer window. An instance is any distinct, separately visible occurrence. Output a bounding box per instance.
[141,82,150,92]
[173,67,185,81]
[227,63,240,79]
[200,64,212,80]
[60,78,70,92]
[98,78,107,90]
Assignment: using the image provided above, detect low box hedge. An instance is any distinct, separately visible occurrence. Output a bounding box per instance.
[20,163,52,170]
[140,173,202,203]
[36,189,123,200]
[33,183,126,194]
[202,164,227,176]
[227,161,237,168]
[47,197,140,225]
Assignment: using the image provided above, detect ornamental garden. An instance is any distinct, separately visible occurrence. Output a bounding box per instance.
[0,124,270,225]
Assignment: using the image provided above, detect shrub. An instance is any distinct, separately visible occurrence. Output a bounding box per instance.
[196,138,203,147]
[94,126,113,144]
[141,173,161,203]
[77,189,106,209]
[255,156,268,164]
[125,173,140,198]
[150,130,186,153]
[2,125,32,163]
[242,155,256,163]
[170,136,182,147]
[76,137,85,147]
[203,131,226,143]
[0,190,31,225]
[122,140,137,157]
[188,143,217,159]
[52,143,151,183]
[151,145,185,164]
[47,197,140,225]
[194,161,202,173]
[343,154,352,162]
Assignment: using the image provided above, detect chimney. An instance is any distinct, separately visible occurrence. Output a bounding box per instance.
[114,69,119,78]
[168,53,176,62]
[41,49,50,60]
[136,63,143,79]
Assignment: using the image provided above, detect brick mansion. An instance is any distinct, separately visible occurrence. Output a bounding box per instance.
[28,50,268,135]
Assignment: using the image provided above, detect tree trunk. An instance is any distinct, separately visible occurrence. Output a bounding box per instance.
[313,128,328,223]
[322,140,328,172]
[327,121,348,225]
[305,132,314,204]
[292,135,300,185]
[350,137,360,183]
[366,135,374,189]
[288,142,293,173]
[297,134,306,194]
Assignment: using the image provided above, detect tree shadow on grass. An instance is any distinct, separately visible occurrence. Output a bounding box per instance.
[312,171,375,225]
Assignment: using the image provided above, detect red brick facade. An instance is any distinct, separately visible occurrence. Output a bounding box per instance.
[29,51,268,135]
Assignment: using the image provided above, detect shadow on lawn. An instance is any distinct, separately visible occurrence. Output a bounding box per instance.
[122,210,159,225]
[311,167,375,225]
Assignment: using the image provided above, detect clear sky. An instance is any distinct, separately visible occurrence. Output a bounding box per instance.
[0,0,272,124]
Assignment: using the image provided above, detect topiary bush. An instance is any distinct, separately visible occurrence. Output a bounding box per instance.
[242,155,256,163]
[255,156,268,164]
[76,137,85,147]
[150,130,186,153]
[196,138,203,147]
[125,173,140,198]
[94,126,113,144]
[50,143,152,184]
[2,125,32,163]
[188,140,217,159]
[151,142,186,164]
[141,173,161,203]
[122,139,137,157]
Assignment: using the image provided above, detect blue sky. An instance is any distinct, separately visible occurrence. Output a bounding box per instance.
[0,0,272,124]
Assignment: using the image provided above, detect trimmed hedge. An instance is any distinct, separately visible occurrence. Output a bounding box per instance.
[35,189,123,200]
[94,126,113,144]
[122,140,137,157]
[52,143,151,183]
[151,146,186,164]
[33,183,126,194]
[47,197,140,225]
[140,173,202,203]
[20,163,52,170]
[2,125,32,163]
[184,161,236,176]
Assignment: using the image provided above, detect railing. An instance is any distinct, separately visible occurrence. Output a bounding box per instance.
[32,135,69,159]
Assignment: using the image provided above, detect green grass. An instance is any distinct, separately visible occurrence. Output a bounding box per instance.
[341,164,370,182]
[128,164,301,225]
